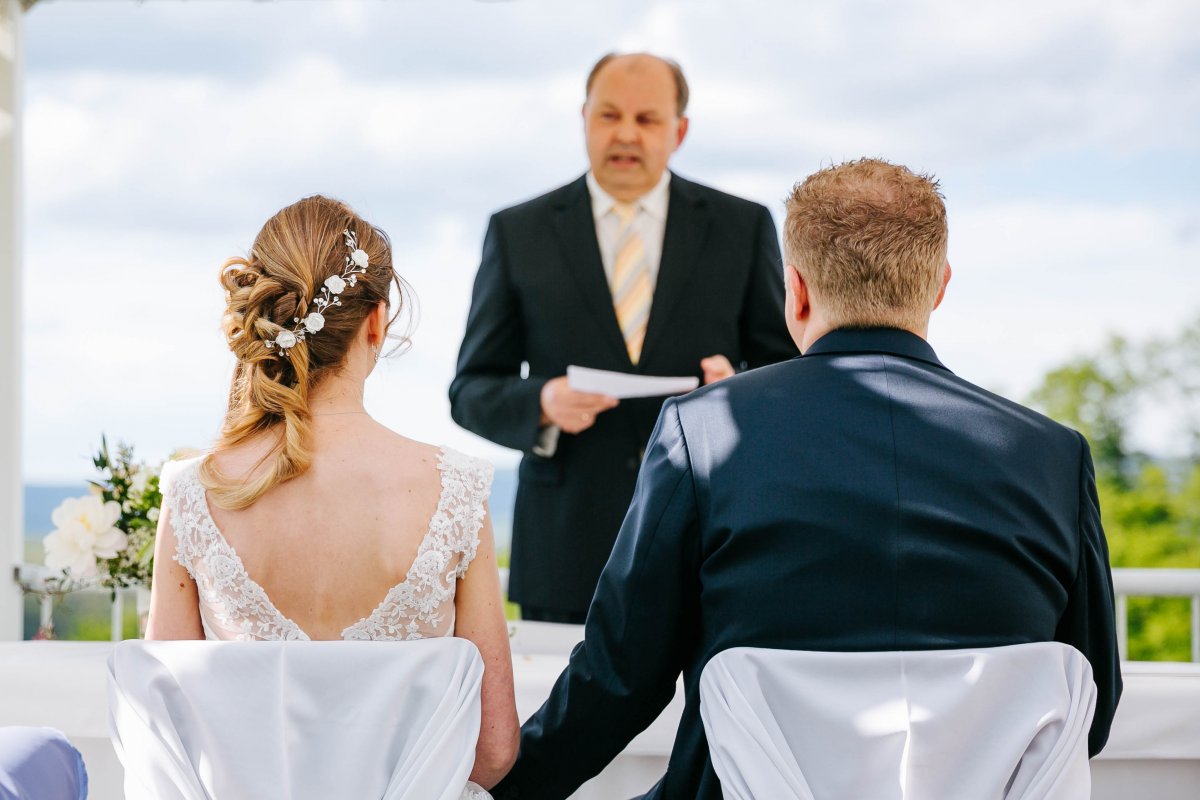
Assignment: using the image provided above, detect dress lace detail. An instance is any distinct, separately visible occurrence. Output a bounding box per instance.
[162,447,494,642]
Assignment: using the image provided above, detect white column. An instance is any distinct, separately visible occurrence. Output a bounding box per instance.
[0,0,24,641]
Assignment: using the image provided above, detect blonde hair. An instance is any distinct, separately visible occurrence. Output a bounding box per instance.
[199,195,408,510]
[783,158,948,331]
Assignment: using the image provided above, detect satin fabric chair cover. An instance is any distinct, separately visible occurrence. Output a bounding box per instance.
[699,643,1096,800]
[0,726,88,799]
[108,638,485,800]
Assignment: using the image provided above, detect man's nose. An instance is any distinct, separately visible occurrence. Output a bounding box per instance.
[614,118,639,143]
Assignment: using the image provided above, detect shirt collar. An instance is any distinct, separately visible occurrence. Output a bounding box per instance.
[586,169,672,224]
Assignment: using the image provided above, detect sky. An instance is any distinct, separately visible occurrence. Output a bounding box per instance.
[17,0,1200,483]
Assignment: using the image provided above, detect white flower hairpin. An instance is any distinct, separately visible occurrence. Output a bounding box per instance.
[266,228,370,356]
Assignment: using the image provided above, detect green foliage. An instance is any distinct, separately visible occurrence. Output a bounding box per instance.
[1029,316,1200,661]
[92,435,163,592]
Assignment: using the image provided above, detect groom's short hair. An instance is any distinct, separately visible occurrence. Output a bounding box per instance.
[784,158,948,331]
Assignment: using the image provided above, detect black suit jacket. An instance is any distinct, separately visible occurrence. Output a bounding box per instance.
[449,173,797,615]
[493,328,1122,800]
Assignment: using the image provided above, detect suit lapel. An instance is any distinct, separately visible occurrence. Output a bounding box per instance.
[552,176,629,363]
[640,174,711,367]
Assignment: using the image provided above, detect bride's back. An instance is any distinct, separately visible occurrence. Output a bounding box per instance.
[207,422,444,641]
[145,195,518,786]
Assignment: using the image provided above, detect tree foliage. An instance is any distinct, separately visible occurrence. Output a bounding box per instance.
[1029,315,1200,661]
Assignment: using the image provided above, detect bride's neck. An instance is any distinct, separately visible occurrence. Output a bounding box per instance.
[307,375,366,415]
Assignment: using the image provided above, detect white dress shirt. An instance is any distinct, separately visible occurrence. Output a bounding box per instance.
[586,169,671,288]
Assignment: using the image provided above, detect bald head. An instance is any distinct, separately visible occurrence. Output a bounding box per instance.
[586,52,689,116]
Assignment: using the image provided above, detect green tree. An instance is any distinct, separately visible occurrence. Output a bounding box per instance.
[1029,316,1200,661]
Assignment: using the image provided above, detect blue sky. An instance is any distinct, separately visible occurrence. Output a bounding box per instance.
[19,0,1200,481]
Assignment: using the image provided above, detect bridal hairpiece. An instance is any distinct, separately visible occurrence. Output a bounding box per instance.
[266,228,370,356]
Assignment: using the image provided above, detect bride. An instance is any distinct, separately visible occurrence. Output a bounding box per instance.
[144,195,519,793]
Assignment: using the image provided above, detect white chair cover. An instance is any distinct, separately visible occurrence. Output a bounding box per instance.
[108,638,486,800]
[699,643,1096,800]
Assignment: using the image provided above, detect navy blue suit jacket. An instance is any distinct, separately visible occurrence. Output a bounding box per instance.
[493,327,1121,800]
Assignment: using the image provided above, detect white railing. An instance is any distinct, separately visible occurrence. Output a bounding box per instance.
[14,564,1200,661]
[1113,568,1200,663]
[13,563,132,642]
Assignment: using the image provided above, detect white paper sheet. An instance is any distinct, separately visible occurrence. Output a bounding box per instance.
[567,365,700,399]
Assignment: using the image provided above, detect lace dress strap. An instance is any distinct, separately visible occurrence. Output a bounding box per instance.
[341,446,494,641]
[436,446,495,579]
[161,456,307,641]
[159,456,211,572]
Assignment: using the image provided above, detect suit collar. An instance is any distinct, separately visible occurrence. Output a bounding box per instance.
[639,172,711,367]
[804,327,949,371]
[550,176,629,362]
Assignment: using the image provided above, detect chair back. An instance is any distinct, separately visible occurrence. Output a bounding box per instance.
[699,643,1096,800]
[108,638,484,800]
[0,726,88,799]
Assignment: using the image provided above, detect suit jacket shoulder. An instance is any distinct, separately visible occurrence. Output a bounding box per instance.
[668,172,770,218]
[492,176,588,226]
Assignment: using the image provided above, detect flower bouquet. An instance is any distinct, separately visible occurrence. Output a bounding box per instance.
[25,437,163,638]
[43,436,162,593]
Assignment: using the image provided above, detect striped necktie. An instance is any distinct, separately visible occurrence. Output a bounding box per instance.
[611,202,652,365]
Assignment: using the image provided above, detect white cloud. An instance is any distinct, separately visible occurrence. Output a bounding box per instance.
[16,0,1200,480]
[933,201,1199,404]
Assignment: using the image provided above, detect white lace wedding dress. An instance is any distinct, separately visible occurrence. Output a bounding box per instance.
[155,446,496,800]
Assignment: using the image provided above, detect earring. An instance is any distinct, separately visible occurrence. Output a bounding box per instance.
[369,344,380,362]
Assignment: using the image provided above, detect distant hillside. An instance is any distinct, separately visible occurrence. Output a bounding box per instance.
[24,484,88,537]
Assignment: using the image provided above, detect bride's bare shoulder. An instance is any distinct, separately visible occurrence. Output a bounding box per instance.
[368,425,443,463]
[204,434,279,481]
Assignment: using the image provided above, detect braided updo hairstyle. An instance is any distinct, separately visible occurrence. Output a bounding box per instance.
[199,195,407,510]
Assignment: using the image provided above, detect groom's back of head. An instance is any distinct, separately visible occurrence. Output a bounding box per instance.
[783,158,948,331]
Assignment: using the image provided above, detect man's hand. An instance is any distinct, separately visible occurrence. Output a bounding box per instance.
[701,355,736,385]
[540,376,619,434]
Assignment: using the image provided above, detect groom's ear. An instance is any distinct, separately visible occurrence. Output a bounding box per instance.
[786,265,810,321]
[933,260,952,311]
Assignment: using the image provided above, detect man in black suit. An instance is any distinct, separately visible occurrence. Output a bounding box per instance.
[491,158,1121,799]
[450,53,797,623]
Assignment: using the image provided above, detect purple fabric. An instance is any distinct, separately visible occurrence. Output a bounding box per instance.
[0,727,87,800]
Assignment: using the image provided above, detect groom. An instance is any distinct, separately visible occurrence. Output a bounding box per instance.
[492,158,1122,799]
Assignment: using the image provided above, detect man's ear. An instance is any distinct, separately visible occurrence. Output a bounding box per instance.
[933,260,952,311]
[675,115,689,149]
[787,265,810,321]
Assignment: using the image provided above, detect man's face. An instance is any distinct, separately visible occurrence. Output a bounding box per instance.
[583,57,687,202]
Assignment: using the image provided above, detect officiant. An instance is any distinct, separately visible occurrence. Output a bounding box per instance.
[449,52,796,623]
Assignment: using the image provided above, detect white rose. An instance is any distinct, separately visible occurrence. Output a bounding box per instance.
[44,495,127,577]
[147,507,160,523]
[50,495,122,538]
[93,526,129,560]
[350,249,369,268]
[302,313,325,334]
[44,527,98,577]
[324,275,347,295]
[274,329,297,349]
